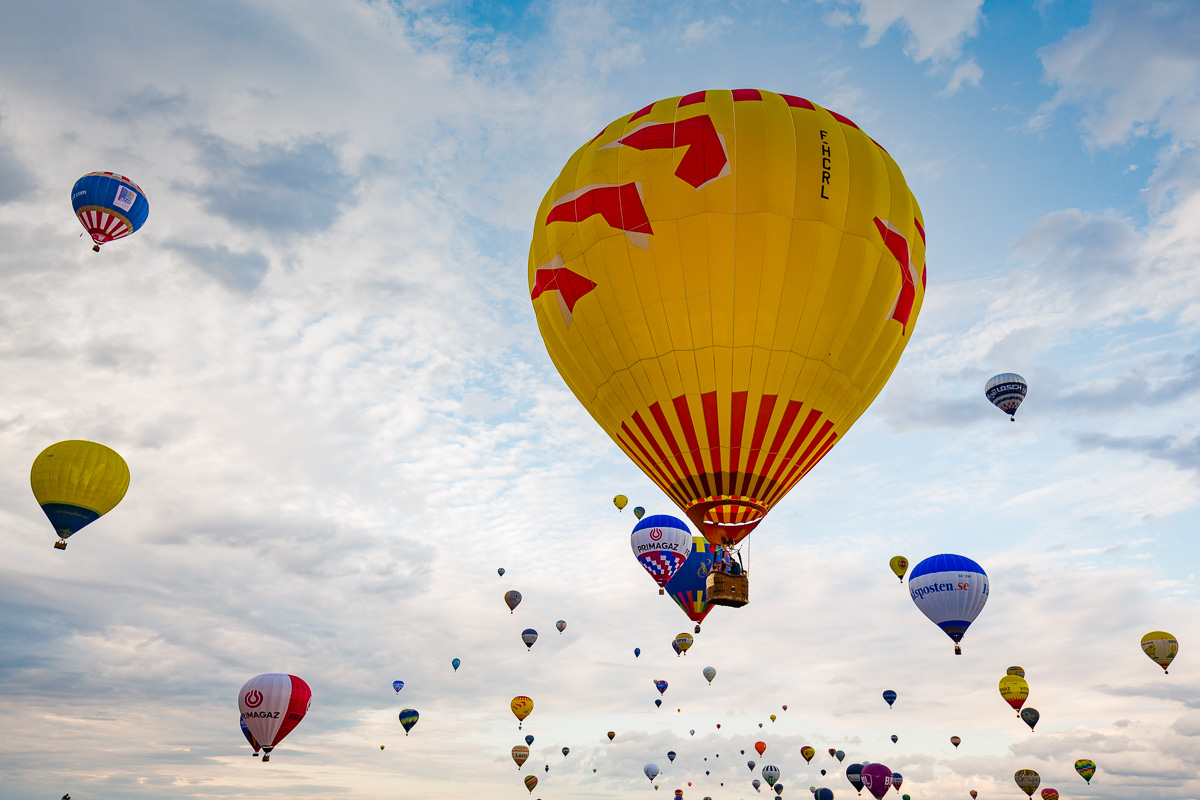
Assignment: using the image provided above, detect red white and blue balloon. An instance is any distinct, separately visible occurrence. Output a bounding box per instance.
[631,514,692,589]
[238,673,312,761]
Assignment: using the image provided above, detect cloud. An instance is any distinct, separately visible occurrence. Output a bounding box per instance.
[1037,0,1200,148]
[165,241,271,293]
[179,132,359,236]
[1073,430,1200,473]
[0,114,35,204]
[827,0,985,63]
[680,15,733,45]
[939,55,983,96]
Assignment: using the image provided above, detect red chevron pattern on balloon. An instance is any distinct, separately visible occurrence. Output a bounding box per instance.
[606,115,730,190]
[545,183,652,248]
[872,216,927,334]
[530,254,598,327]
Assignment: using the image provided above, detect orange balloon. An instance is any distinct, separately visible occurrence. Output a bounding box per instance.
[755,741,766,756]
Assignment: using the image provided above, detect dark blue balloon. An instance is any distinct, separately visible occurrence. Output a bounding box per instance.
[882,689,897,707]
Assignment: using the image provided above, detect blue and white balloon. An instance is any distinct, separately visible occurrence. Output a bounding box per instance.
[985,373,1028,420]
[909,554,989,654]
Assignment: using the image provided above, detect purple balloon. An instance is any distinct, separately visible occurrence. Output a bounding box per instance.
[860,763,893,799]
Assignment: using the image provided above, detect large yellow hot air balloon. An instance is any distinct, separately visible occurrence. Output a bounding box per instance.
[30,440,130,550]
[528,89,926,573]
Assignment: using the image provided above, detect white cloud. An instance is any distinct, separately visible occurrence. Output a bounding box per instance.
[829,0,985,63]
[680,15,734,45]
[939,56,983,96]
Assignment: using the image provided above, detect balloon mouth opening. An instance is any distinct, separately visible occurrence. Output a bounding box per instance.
[686,498,766,544]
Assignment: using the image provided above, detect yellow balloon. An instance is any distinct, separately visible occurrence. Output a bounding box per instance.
[1014,769,1040,796]
[511,695,534,722]
[529,89,926,548]
[998,675,1029,715]
[770,714,776,722]
[889,555,908,581]
[1141,631,1178,673]
[674,632,694,653]
[30,440,130,549]
[614,494,629,510]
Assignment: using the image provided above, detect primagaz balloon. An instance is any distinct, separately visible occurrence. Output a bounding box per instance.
[31,440,130,550]
[239,673,311,761]
[999,675,1029,715]
[529,90,927,572]
[632,514,693,592]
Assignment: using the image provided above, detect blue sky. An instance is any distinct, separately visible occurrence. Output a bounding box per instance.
[1,1,1199,798]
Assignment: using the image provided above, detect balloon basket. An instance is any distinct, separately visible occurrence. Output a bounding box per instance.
[658,588,665,595]
[53,540,67,550]
[706,571,749,607]
[92,244,100,252]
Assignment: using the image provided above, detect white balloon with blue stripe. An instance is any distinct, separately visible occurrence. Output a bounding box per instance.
[909,554,989,654]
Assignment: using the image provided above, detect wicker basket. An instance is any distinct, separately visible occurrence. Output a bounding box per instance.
[706,571,749,607]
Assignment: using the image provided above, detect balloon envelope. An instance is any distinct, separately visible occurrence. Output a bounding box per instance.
[392,680,404,693]
[665,537,718,625]
[668,750,676,762]
[556,620,566,633]
[1074,759,1096,783]
[504,590,522,612]
[908,554,988,650]
[1007,665,1025,677]
[511,696,534,725]
[1015,769,1040,796]
[985,373,1028,420]
[632,514,694,588]
[528,90,927,549]
[860,763,893,799]
[755,741,766,756]
[71,171,150,250]
[524,775,537,793]
[1021,707,1040,731]
[889,556,908,581]
[891,772,903,791]
[675,632,694,653]
[645,763,660,781]
[1040,790,1059,800]
[497,567,505,576]
[240,717,261,754]
[634,506,646,519]
[814,790,833,800]
[526,735,534,745]
[614,495,628,510]
[845,764,864,793]
[521,629,538,649]
[835,750,845,762]
[1141,630,1179,672]
[451,658,461,671]
[512,745,530,768]
[999,675,1029,712]
[950,736,961,748]
[654,679,669,695]
[703,666,717,683]
[31,440,130,547]
[801,746,815,763]
[398,708,418,733]
[762,765,780,787]
[239,673,311,758]
[882,690,897,707]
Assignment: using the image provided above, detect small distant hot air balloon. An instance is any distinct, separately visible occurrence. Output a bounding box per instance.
[755,741,766,756]
[562,746,570,757]
[1021,707,1040,731]
[71,172,150,252]
[909,554,989,654]
[451,658,461,672]
[861,763,892,799]
[1015,769,1040,796]
[845,763,864,794]
[762,765,780,787]
[512,745,530,769]
[820,769,827,776]
[511,696,533,729]
[753,780,762,792]
[828,749,836,758]
[505,590,522,613]
[1040,790,1059,800]
[782,705,787,711]
[240,717,261,756]
[891,772,903,791]
[689,729,695,736]
[645,763,661,782]
[392,680,404,693]
[748,760,757,771]
[654,679,669,695]
[801,747,814,763]
[525,735,534,746]
[813,790,832,800]
[524,775,538,793]
[556,620,566,633]
[882,690,897,708]
[986,373,1028,420]
[607,731,615,741]
[398,709,418,735]
[634,506,646,519]
[703,666,717,684]
[632,514,694,595]
[950,736,961,748]
[890,735,897,744]
[522,629,538,650]
[835,751,845,762]
[675,632,694,655]
[1007,665,1025,677]
[970,792,978,800]
[1141,631,1179,673]
[544,764,549,772]
[668,750,676,762]
[31,440,130,550]
[999,675,1028,715]
[1074,758,1096,783]
[614,495,628,511]
[239,673,312,762]
[889,557,908,582]
[634,647,641,657]
[498,567,505,576]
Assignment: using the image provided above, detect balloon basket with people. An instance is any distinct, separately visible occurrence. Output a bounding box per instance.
[706,544,749,608]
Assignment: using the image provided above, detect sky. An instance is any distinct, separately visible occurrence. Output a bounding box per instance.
[1,0,1199,798]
